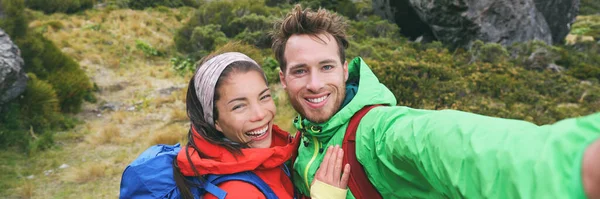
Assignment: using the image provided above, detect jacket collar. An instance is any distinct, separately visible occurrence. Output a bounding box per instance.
[177,125,298,176]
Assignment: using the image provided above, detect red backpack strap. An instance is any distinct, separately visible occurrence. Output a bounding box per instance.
[290,131,302,168]
[342,105,384,199]
[290,131,311,199]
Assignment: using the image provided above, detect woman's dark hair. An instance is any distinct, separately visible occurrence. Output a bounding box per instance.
[173,53,267,199]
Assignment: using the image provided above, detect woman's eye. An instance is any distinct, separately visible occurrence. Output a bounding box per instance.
[232,104,244,111]
[260,94,272,100]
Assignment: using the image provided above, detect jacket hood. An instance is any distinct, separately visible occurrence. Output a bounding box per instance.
[294,57,397,142]
[176,125,298,176]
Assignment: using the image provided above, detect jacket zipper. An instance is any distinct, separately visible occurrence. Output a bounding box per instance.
[303,136,320,191]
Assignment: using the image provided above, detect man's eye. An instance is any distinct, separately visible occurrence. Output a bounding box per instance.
[323,65,334,70]
[292,69,306,75]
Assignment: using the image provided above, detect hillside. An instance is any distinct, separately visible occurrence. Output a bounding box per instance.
[0,0,599,198]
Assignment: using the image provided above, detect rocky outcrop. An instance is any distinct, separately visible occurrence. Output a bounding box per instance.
[372,0,580,48]
[534,0,580,44]
[0,28,27,105]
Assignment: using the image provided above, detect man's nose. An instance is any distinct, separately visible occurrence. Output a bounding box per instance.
[306,72,325,92]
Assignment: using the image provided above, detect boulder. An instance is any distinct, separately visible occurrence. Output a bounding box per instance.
[372,0,578,48]
[534,0,580,44]
[0,28,27,105]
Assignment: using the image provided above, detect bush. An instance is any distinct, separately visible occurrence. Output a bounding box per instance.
[25,0,94,14]
[135,39,164,57]
[127,0,200,10]
[174,0,280,56]
[0,0,93,150]
[295,0,358,20]
[187,25,229,59]
[580,0,600,15]
[0,0,28,39]
[0,74,63,150]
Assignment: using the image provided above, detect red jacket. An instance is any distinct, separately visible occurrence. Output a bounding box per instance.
[177,125,298,199]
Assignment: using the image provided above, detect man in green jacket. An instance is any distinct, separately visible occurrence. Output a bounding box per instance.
[271,4,600,199]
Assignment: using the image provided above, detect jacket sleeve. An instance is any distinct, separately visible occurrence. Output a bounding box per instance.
[203,181,266,199]
[359,107,600,198]
[310,179,348,199]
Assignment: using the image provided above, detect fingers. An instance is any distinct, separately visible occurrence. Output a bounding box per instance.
[326,146,339,182]
[339,164,351,188]
[320,146,333,176]
[333,147,344,182]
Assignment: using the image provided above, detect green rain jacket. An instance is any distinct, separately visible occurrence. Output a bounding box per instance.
[291,57,600,199]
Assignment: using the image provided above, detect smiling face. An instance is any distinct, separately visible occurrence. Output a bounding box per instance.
[214,70,276,148]
[279,33,349,123]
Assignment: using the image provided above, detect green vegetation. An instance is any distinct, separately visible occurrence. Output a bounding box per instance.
[0,0,93,151]
[0,0,598,197]
[580,0,600,15]
[104,0,200,10]
[25,0,95,14]
[174,0,600,125]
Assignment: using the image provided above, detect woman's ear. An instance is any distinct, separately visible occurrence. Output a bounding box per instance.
[214,121,223,132]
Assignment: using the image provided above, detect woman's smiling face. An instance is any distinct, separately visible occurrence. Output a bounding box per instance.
[214,70,276,148]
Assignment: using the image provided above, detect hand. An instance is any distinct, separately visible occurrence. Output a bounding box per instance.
[312,145,351,189]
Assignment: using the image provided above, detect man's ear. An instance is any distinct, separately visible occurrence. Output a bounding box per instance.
[214,121,223,132]
[343,60,349,81]
[279,70,287,88]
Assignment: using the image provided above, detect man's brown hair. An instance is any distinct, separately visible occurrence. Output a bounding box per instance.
[271,4,349,72]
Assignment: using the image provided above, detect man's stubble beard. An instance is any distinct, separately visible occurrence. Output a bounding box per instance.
[287,87,346,124]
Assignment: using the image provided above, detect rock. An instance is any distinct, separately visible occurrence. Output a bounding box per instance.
[408,0,552,48]
[373,0,578,48]
[547,63,564,72]
[525,47,555,70]
[372,0,434,40]
[0,28,27,105]
[26,175,34,179]
[534,0,580,44]
[158,85,185,96]
[99,102,122,111]
[44,169,54,176]
[59,164,70,169]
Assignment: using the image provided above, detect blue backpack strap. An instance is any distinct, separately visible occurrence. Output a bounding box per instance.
[204,171,278,199]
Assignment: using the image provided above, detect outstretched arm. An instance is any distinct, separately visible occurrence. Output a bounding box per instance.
[363,107,600,198]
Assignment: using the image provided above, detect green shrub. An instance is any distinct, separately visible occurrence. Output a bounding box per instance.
[295,0,358,20]
[0,0,28,39]
[0,74,63,150]
[580,0,600,15]
[349,16,401,41]
[471,41,509,63]
[135,39,164,57]
[174,0,279,55]
[171,56,195,76]
[186,25,229,59]
[25,0,94,14]
[19,74,62,131]
[127,0,200,10]
[0,0,93,151]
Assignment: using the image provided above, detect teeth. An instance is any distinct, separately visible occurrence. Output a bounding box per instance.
[307,95,327,103]
[245,125,268,137]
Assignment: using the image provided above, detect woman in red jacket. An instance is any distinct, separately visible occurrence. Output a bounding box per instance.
[172,51,350,199]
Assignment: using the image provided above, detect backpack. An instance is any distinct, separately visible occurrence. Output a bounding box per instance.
[119,143,286,199]
[291,104,384,199]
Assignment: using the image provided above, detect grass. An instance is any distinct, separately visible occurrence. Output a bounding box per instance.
[1,6,299,198]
